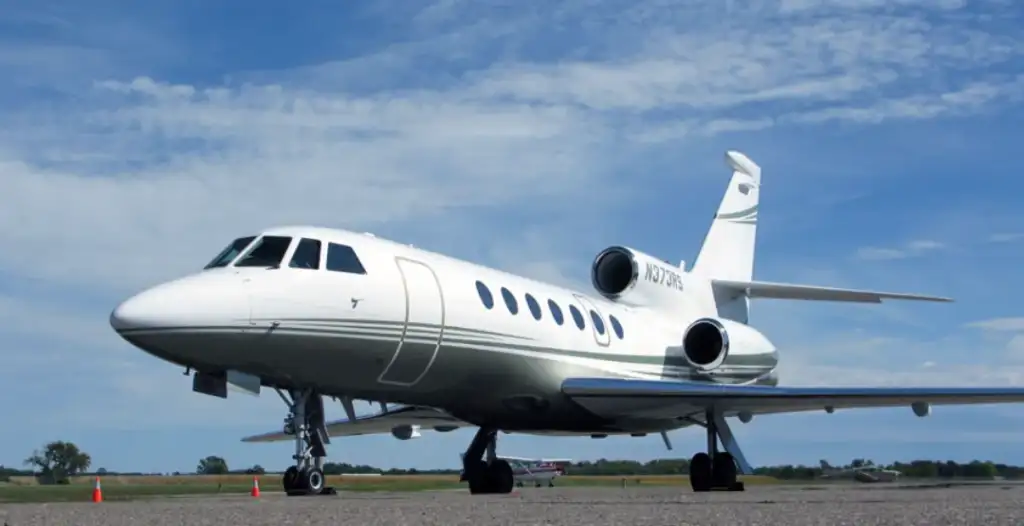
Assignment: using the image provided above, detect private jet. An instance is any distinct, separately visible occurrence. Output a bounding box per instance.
[110,150,1024,496]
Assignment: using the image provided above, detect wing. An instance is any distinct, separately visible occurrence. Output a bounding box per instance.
[561,378,1024,420]
[240,405,468,443]
[498,455,573,463]
[712,279,952,303]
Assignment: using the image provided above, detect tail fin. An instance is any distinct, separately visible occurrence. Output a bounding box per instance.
[689,151,952,320]
[691,151,761,323]
[692,150,762,282]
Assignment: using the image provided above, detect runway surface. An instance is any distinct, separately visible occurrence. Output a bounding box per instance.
[2,483,1022,526]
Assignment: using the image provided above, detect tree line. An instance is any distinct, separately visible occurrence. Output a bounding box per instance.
[3,441,1021,484]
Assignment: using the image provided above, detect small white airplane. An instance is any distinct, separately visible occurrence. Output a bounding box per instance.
[819,460,902,483]
[507,456,571,487]
[110,150,1024,497]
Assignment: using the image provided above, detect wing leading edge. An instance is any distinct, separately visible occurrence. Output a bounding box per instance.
[240,405,467,443]
[561,378,1024,420]
[712,279,953,303]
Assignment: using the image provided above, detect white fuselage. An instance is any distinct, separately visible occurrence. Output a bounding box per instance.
[110,226,779,434]
[513,463,562,485]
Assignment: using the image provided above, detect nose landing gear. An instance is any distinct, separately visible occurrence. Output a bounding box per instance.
[276,388,336,496]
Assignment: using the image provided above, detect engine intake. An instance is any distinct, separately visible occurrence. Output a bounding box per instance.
[591,246,637,298]
[390,424,422,440]
[591,245,688,309]
[682,318,730,371]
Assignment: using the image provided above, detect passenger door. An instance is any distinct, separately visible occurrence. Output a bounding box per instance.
[377,257,446,386]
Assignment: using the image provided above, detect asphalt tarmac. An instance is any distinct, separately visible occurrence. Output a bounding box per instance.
[1,482,1021,526]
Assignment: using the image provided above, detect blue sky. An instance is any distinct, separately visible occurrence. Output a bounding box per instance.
[3,0,1024,474]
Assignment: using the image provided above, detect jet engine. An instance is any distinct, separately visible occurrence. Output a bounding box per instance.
[681,317,777,372]
[590,246,686,310]
[390,424,422,440]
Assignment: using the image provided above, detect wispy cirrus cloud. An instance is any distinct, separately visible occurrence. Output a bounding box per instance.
[855,240,946,261]
[989,233,1024,243]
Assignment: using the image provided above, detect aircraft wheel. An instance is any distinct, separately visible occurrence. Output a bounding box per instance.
[467,461,490,495]
[548,481,554,487]
[712,453,738,489]
[689,452,712,492]
[282,466,300,492]
[487,459,514,494]
[302,467,325,495]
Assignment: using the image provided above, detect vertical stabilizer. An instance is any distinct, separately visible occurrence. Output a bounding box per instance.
[691,151,762,323]
[692,150,762,282]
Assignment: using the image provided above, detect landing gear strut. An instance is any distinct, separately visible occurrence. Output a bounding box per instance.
[460,427,515,495]
[688,409,753,492]
[276,388,335,496]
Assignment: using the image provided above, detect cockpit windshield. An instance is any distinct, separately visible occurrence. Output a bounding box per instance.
[234,235,294,268]
[204,236,256,269]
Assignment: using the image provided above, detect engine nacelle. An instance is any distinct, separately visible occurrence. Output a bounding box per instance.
[390,424,422,440]
[591,246,686,309]
[681,317,777,372]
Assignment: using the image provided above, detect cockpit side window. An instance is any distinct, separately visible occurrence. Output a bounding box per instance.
[288,238,322,270]
[325,243,367,274]
[204,236,256,269]
[234,236,293,268]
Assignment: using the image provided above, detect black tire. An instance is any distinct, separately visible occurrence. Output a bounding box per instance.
[712,452,738,488]
[689,452,712,492]
[303,467,325,495]
[487,460,515,494]
[466,460,490,495]
[282,466,299,492]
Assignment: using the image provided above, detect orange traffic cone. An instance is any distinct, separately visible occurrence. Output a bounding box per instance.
[91,476,103,503]
[250,477,260,498]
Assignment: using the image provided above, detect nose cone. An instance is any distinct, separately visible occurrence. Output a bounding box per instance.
[110,288,169,331]
[110,274,250,333]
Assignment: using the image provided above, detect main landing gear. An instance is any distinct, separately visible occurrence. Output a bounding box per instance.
[687,409,754,492]
[460,427,515,495]
[276,388,336,496]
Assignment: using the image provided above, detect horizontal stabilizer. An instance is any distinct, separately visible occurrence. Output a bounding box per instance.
[712,279,952,304]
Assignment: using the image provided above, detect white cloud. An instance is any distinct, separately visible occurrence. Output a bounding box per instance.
[990,233,1024,243]
[856,239,946,261]
[0,1,1020,292]
[967,317,1024,332]
[964,318,1024,362]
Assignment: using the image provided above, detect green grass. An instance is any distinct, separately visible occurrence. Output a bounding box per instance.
[0,483,255,503]
[0,474,780,503]
[0,479,463,503]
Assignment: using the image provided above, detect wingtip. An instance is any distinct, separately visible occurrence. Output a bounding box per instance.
[921,295,955,303]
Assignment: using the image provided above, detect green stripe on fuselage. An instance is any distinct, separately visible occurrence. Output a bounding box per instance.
[117,318,777,377]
